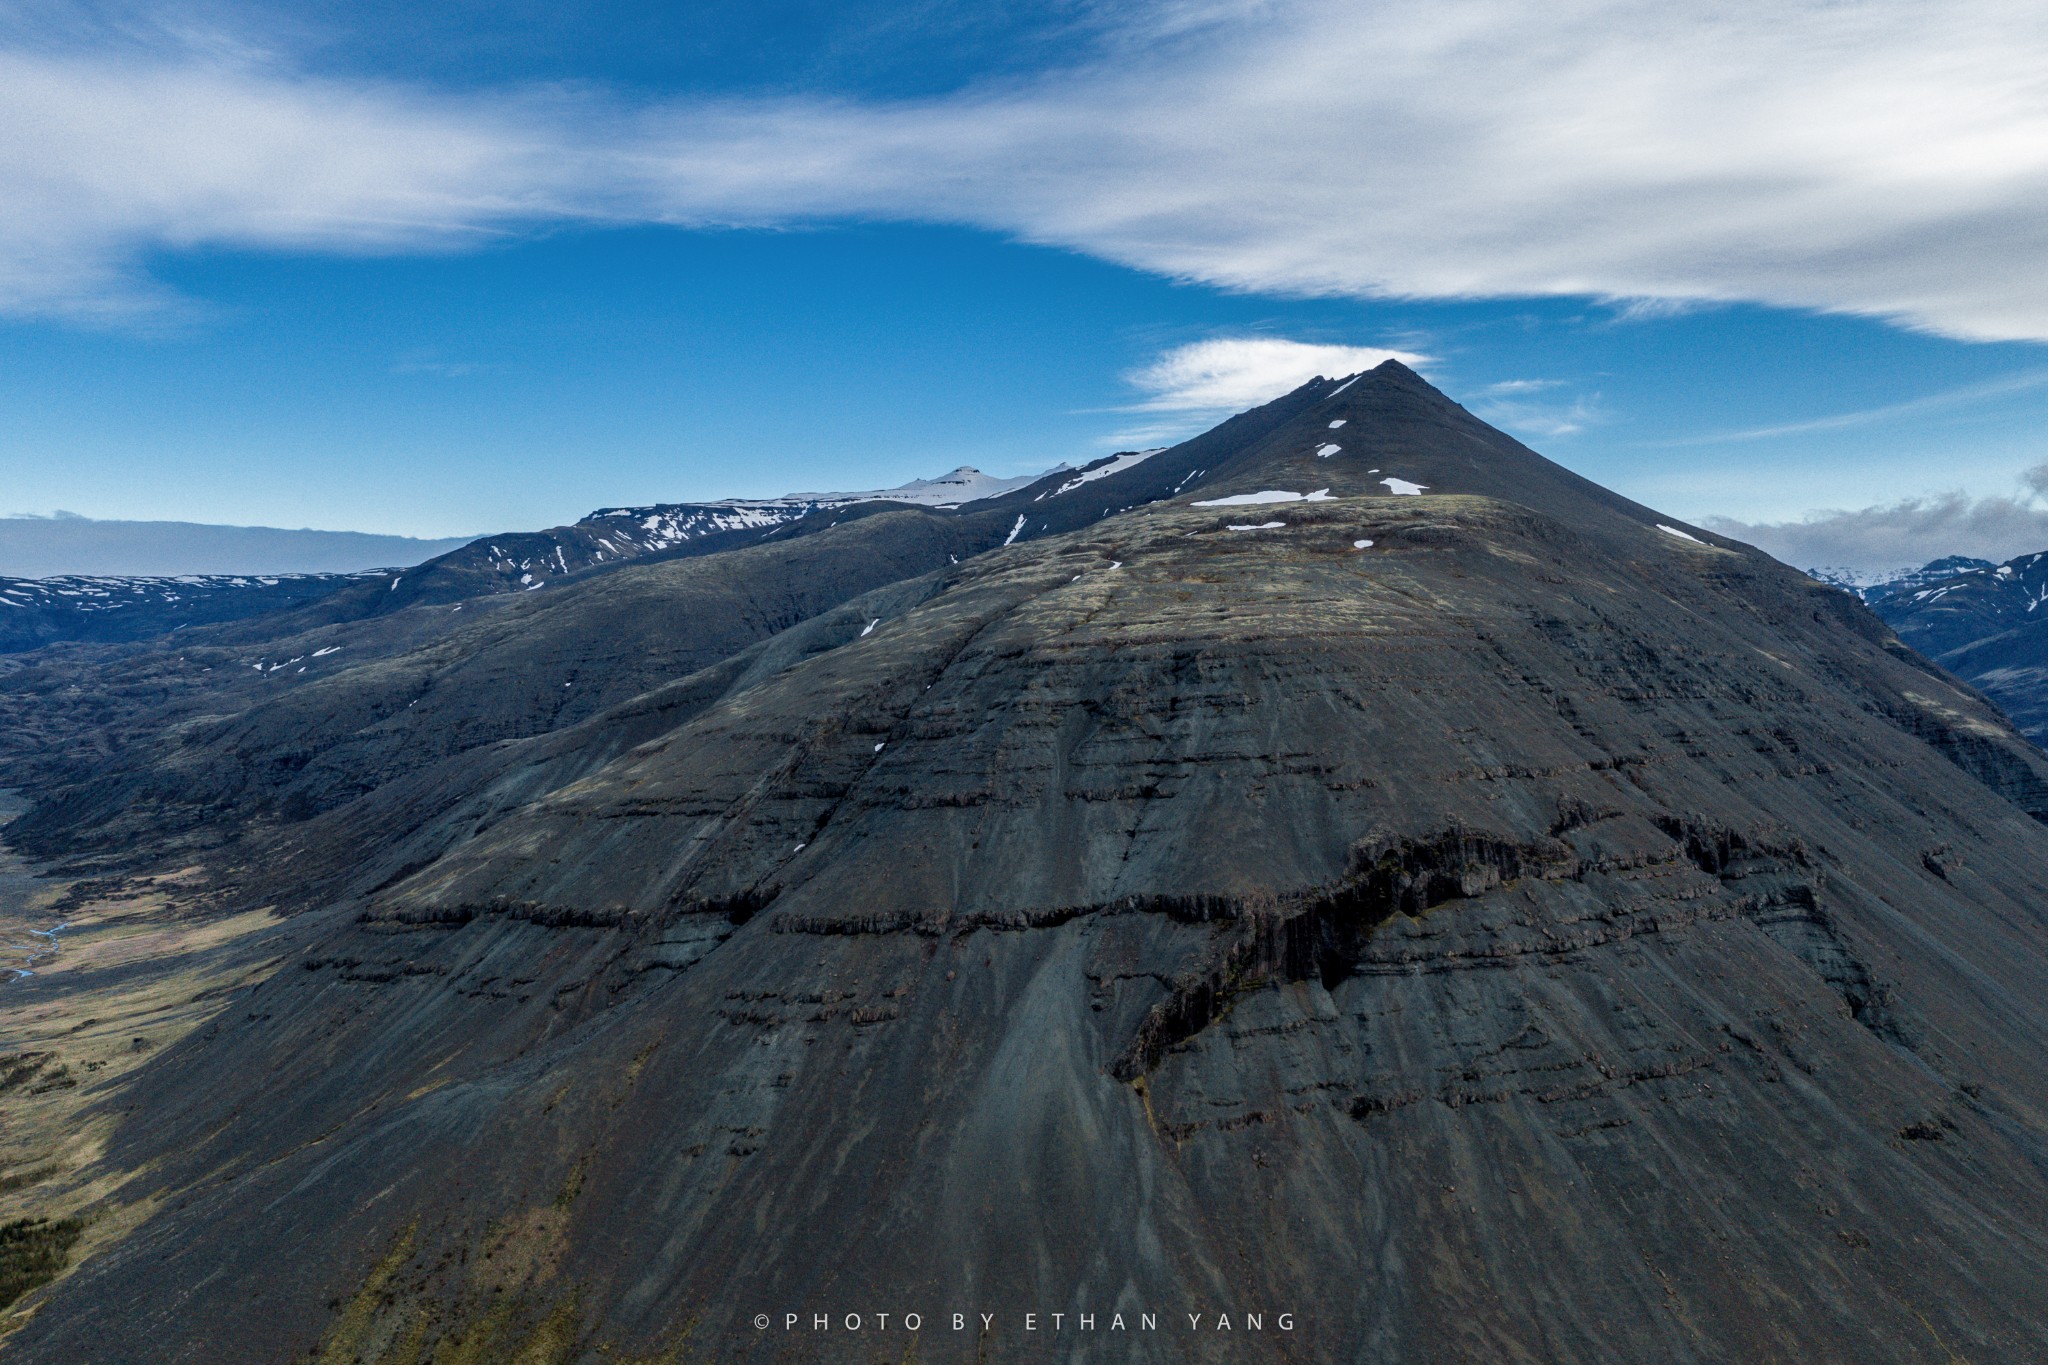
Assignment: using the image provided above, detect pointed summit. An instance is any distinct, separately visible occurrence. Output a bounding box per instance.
[986,358,1716,553]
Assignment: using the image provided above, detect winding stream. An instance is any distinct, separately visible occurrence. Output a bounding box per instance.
[0,788,65,983]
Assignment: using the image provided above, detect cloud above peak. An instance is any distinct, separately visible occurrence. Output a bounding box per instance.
[9,0,2048,338]
[1124,338,1427,412]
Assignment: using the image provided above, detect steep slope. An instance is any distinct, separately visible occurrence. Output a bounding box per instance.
[0,368,1537,869]
[337,464,1059,616]
[9,365,2048,1365]
[3,508,1011,865]
[1871,550,2048,744]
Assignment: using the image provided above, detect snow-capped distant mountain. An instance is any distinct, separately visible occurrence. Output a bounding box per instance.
[0,464,1078,651]
[1807,556,1996,603]
[0,571,380,653]
[1867,549,2048,745]
[581,465,1062,559]
[783,465,1060,508]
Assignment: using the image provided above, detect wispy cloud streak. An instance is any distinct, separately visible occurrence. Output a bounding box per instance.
[9,0,2048,337]
[1663,370,2048,445]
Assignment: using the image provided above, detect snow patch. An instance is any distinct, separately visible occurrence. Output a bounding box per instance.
[1048,448,1163,497]
[1003,514,1027,546]
[1656,524,1705,544]
[860,619,878,637]
[1227,521,1287,531]
[1192,488,1332,507]
[1328,419,1346,429]
[1379,478,1427,496]
[1353,539,1374,549]
[1316,443,1342,458]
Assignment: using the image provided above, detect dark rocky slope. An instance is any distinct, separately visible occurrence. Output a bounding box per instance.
[1,507,1011,867]
[8,365,2048,1364]
[0,370,1486,871]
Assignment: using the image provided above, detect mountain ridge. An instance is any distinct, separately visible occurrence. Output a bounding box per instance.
[1868,548,2048,745]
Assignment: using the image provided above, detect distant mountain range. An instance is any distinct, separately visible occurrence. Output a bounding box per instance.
[0,515,472,579]
[1858,550,2048,744]
[0,466,1065,653]
[1805,555,1998,603]
[8,364,2048,1363]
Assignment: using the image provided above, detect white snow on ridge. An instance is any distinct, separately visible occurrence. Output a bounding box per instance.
[1227,521,1287,531]
[1379,478,1428,496]
[600,466,1055,522]
[1192,488,1333,507]
[1049,448,1164,498]
[585,463,1075,558]
[1656,524,1705,544]
[0,570,385,619]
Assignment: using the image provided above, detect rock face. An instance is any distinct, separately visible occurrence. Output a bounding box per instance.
[1870,550,2048,745]
[8,364,2048,1364]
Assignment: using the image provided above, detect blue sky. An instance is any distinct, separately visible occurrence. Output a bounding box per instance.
[5,0,2048,571]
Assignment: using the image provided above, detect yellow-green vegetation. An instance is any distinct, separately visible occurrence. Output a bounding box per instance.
[314,1224,418,1365]
[0,1216,83,1312]
[305,1207,721,1365]
[0,866,281,1342]
[436,1291,579,1365]
[553,1154,593,1212]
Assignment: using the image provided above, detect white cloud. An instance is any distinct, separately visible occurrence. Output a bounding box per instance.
[1468,386,1604,439]
[0,46,601,321]
[1123,338,1429,412]
[1707,466,2048,575]
[10,1,2048,338]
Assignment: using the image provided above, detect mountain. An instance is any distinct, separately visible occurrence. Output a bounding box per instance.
[0,467,1065,655]
[0,571,383,654]
[1867,549,2048,744]
[6,363,2048,1364]
[592,464,1059,523]
[0,515,470,578]
[1807,555,1996,604]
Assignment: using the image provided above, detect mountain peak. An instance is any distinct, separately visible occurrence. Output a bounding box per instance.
[1167,357,1683,538]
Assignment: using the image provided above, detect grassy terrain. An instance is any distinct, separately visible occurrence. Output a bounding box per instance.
[0,853,281,1339]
